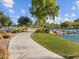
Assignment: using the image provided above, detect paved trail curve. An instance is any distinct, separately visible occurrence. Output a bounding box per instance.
[8,29,64,59]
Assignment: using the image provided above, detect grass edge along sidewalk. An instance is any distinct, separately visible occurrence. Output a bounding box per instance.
[32,33,79,59]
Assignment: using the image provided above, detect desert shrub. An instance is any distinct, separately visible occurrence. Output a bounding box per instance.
[3,32,13,39]
[0,34,3,40]
[0,31,4,34]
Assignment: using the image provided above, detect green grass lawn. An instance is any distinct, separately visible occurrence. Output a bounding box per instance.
[32,33,79,58]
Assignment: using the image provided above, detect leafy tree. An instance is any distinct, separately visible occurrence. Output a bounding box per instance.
[74,18,79,22]
[54,24,60,28]
[8,20,13,26]
[60,21,73,28]
[30,0,59,27]
[44,23,60,28]
[0,11,11,28]
[18,16,32,26]
[73,18,79,28]
[44,23,54,28]
[73,22,79,29]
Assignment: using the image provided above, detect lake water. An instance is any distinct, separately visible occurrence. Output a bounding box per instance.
[50,28,79,42]
[60,34,79,42]
[51,28,79,31]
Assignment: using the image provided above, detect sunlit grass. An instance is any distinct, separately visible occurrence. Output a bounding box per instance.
[32,33,79,58]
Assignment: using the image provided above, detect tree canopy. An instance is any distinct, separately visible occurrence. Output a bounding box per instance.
[18,16,32,26]
[0,11,11,28]
[60,21,74,28]
[74,18,79,23]
[30,0,59,27]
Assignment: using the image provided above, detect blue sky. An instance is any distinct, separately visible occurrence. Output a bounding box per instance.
[0,0,79,24]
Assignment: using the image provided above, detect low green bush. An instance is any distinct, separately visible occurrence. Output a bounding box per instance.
[12,27,19,33]
[35,28,50,33]
[66,30,72,34]
[12,26,27,33]
[35,28,46,33]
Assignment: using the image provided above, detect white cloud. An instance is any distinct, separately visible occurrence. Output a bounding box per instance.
[75,0,79,9]
[55,17,62,21]
[71,13,76,17]
[72,0,79,10]
[64,14,69,17]
[76,0,79,4]
[46,16,62,24]
[72,1,79,10]
[21,9,26,14]
[72,6,76,10]
[46,19,53,24]
[64,18,69,22]
[2,0,14,8]
[46,17,54,24]
[9,9,15,13]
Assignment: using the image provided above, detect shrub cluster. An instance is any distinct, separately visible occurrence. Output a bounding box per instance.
[0,33,3,40]
[12,26,27,33]
[35,28,50,33]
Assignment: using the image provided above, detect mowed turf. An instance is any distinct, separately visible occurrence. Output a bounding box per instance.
[32,33,79,58]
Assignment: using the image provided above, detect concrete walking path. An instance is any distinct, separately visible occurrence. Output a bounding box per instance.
[8,29,65,59]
